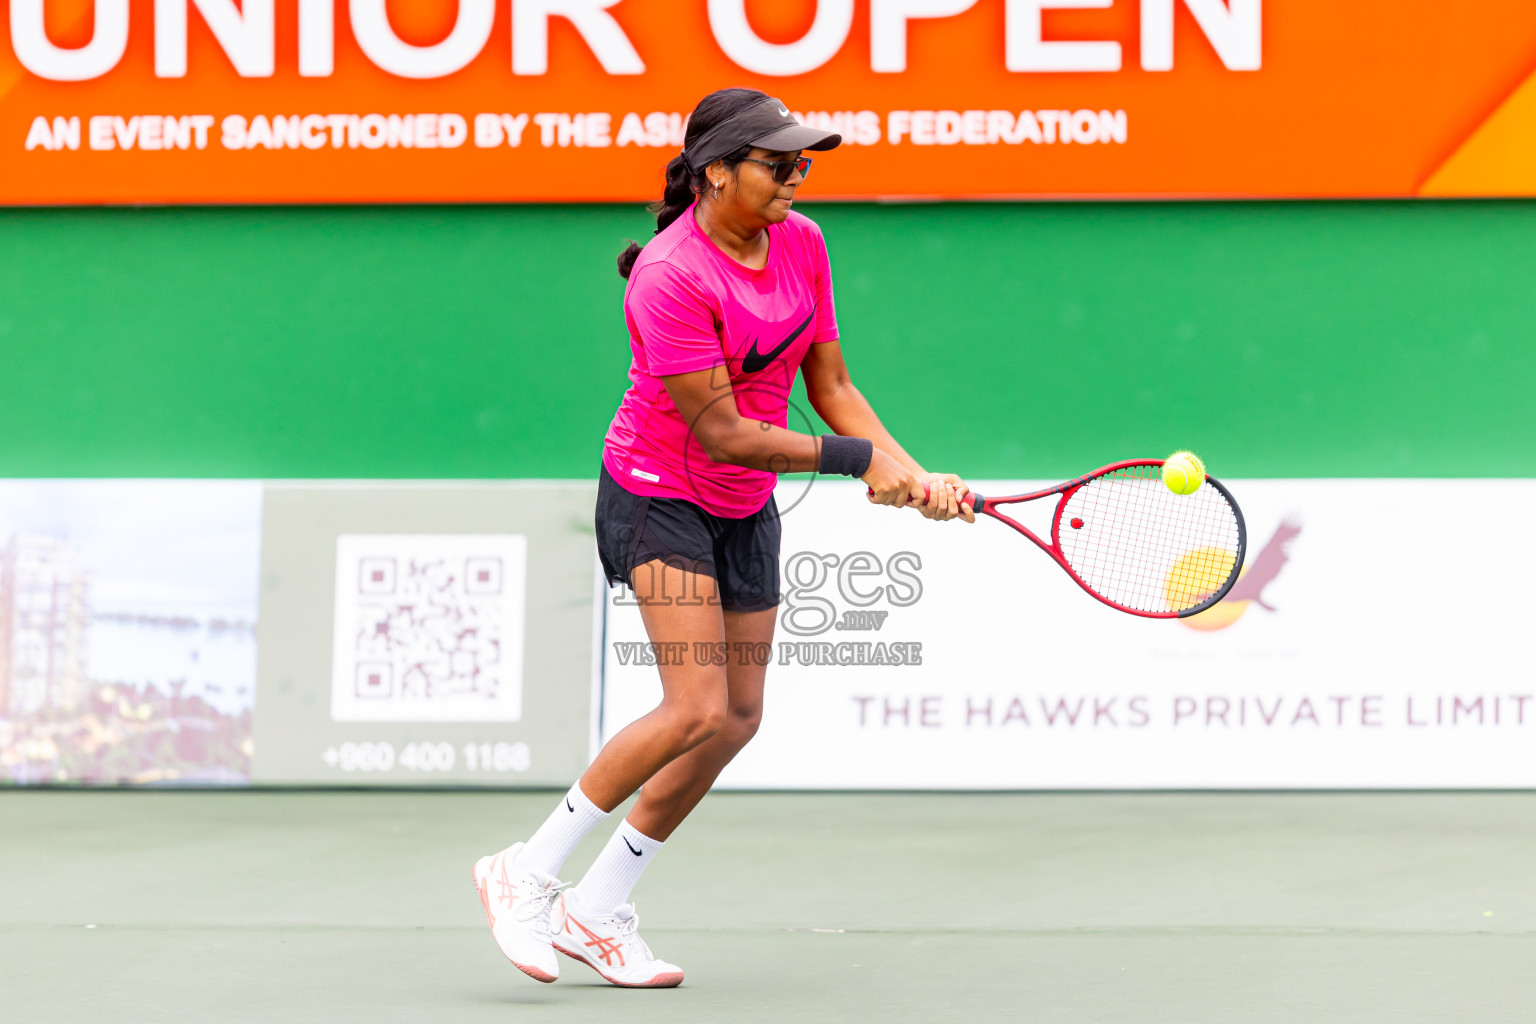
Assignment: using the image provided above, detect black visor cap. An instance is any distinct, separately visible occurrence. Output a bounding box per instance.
[683,97,841,173]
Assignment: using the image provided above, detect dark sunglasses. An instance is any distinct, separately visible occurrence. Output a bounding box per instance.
[741,156,813,184]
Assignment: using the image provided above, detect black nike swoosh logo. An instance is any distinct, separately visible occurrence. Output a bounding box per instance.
[739,309,815,375]
[623,836,643,856]
[566,798,575,812]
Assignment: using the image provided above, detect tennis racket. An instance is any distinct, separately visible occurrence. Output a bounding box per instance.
[874,460,1247,618]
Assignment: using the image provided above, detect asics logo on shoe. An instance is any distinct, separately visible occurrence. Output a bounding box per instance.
[623,836,643,857]
[568,916,626,967]
[496,861,519,906]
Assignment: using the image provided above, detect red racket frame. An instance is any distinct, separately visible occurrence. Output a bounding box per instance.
[887,459,1247,619]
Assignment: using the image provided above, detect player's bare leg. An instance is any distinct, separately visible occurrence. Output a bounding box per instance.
[579,558,733,811]
[557,595,773,987]
[475,558,726,984]
[625,603,774,840]
[547,558,744,986]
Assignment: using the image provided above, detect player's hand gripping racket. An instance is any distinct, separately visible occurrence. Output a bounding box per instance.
[874,460,1246,618]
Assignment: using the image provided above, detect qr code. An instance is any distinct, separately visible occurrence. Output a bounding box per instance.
[330,535,527,722]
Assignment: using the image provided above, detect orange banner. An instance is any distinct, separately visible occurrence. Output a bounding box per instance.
[3,0,1536,204]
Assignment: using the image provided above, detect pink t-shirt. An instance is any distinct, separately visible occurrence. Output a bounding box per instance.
[602,203,839,518]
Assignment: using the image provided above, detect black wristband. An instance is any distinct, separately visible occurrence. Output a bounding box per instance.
[818,434,874,477]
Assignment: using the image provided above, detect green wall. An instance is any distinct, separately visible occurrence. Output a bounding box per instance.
[0,201,1529,479]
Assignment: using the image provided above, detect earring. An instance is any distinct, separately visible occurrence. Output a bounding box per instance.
[712,181,721,200]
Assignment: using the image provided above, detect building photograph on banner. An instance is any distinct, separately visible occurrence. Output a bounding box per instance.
[603,478,1536,790]
[6,0,1536,202]
[0,480,261,785]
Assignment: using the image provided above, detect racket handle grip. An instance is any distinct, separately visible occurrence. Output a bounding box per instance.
[864,484,980,511]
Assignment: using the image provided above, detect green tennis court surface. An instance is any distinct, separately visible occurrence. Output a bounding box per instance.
[3,791,1532,1021]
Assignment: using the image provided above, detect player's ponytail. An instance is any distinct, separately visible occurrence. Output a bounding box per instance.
[617,154,697,279]
[617,87,769,279]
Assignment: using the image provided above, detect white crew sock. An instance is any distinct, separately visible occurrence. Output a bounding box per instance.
[514,781,609,879]
[570,818,665,917]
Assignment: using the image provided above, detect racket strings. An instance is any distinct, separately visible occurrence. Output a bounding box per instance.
[1057,465,1241,614]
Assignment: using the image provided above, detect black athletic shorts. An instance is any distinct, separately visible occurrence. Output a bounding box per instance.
[594,463,782,612]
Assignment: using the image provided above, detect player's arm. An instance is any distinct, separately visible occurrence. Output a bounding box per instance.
[801,341,974,522]
[800,340,924,471]
[658,368,917,503]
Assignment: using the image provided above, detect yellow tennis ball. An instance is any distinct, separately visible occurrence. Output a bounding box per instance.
[1162,451,1206,495]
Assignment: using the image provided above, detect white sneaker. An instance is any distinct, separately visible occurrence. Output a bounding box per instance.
[554,894,684,988]
[471,843,566,983]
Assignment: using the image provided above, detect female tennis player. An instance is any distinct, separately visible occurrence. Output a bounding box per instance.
[474,87,973,988]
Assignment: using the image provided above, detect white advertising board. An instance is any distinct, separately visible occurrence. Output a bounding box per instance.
[257,483,595,787]
[602,479,1536,789]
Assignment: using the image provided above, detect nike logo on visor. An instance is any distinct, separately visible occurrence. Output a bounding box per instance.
[740,310,815,375]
